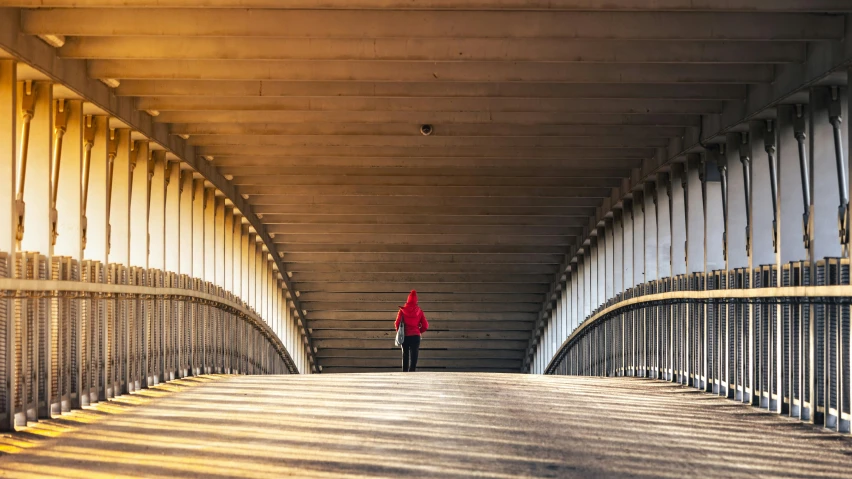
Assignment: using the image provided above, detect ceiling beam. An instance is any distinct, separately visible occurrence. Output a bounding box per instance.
[261,216,589,227]
[23,10,843,40]
[232,176,621,188]
[301,292,545,302]
[271,234,576,246]
[201,146,654,159]
[136,97,724,114]
[267,224,583,237]
[221,166,631,178]
[213,157,643,170]
[309,311,539,322]
[173,123,687,138]
[278,244,571,254]
[251,205,599,216]
[60,37,806,63]
[286,263,560,274]
[158,111,702,126]
[6,0,852,12]
[237,185,611,197]
[295,283,550,294]
[88,60,776,83]
[118,81,747,100]
[290,272,554,284]
[201,136,669,149]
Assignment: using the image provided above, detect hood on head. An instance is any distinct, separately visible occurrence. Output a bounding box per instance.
[405,290,418,306]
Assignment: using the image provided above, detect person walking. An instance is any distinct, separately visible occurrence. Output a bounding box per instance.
[395,290,429,372]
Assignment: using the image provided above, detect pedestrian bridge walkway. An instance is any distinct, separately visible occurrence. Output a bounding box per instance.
[0,373,849,478]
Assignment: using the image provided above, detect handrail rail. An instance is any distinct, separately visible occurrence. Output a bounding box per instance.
[544,284,852,374]
[0,278,298,375]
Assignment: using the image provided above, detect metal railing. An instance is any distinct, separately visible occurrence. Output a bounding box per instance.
[546,257,852,434]
[0,251,295,430]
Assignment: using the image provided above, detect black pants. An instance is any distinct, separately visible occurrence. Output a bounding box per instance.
[401,335,421,372]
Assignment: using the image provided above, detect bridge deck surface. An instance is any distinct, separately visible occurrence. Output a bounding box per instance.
[0,373,850,478]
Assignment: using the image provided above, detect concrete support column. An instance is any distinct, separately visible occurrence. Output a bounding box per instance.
[242,227,251,306]
[597,226,606,308]
[605,218,615,301]
[577,255,585,323]
[192,179,205,279]
[253,242,261,312]
[670,165,687,276]
[583,248,591,319]
[247,233,256,310]
[561,286,568,346]
[257,245,266,317]
[108,129,131,266]
[705,154,725,272]
[810,86,848,260]
[589,237,598,312]
[53,99,83,260]
[750,121,779,268]
[178,172,193,276]
[656,174,673,280]
[83,117,108,264]
[261,252,269,321]
[725,134,750,269]
[214,196,225,289]
[570,261,579,331]
[686,155,705,274]
[233,215,242,299]
[17,81,52,259]
[275,276,282,338]
[777,105,810,264]
[644,184,658,282]
[128,141,149,268]
[623,200,635,290]
[633,192,645,287]
[148,152,167,271]
[164,161,181,274]
[203,188,216,284]
[224,207,234,294]
[613,209,624,295]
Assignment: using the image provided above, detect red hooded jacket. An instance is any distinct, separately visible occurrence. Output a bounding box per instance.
[394,290,428,337]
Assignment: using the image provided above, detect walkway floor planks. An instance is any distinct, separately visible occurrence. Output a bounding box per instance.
[0,374,851,478]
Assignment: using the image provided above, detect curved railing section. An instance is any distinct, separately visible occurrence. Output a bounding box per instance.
[545,258,852,434]
[0,251,295,429]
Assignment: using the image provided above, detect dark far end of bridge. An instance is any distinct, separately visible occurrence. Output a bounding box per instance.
[1,1,852,477]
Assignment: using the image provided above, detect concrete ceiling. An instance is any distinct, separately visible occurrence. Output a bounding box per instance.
[6,1,851,373]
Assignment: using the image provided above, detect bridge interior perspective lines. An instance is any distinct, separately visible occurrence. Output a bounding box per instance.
[3,1,852,477]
